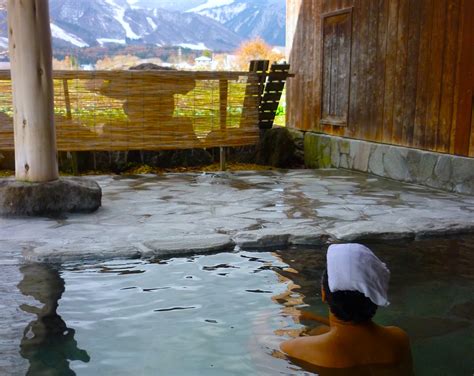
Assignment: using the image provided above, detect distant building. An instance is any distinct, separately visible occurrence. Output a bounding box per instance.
[80,64,95,71]
[194,55,212,68]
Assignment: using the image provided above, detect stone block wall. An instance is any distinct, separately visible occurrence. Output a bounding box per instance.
[304,132,474,195]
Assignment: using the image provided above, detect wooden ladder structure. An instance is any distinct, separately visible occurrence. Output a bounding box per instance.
[250,60,292,129]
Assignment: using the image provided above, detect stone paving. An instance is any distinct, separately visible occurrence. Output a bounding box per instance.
[1,169,474,263]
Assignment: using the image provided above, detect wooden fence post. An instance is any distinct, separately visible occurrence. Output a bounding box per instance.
[63,79,78,175]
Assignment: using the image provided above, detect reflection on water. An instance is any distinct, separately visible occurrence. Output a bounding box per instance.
[6,235,474,376]
[18,264,90,376]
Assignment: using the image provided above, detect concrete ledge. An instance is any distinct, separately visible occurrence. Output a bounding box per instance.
[0,178,102,216]
[304,133,474,195]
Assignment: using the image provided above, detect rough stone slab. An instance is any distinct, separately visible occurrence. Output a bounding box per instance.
[368,145,386,176]
[24,242,141,263]
[233,230,290,249]
[234,226,334,249]
[351,140,371,171]
[1,170,474,263]
[396,219,474,239]
[143,234,234,257]
[418,152,438,181]
[452,157,474,183]
[288,226,332,245]
[384,147,410,181]
[326,222,415,242]
[0,177,102,216]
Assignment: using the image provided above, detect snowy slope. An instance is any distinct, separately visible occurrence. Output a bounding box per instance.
[46,0,242,50]
[188,0,235,13]
[189,0,286,46]
[103,0,141,39]
[126,0,206,12]
[125,0,286,46]
[50,24,89,47]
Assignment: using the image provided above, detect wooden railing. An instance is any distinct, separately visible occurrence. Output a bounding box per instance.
[0,70,260,151]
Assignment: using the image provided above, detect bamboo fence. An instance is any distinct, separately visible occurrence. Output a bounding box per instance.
[0,70,260,151]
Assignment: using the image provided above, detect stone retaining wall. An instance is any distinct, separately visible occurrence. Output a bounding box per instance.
[304,132,474,195]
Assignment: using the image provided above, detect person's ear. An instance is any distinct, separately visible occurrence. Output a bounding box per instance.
[321,285,326,303]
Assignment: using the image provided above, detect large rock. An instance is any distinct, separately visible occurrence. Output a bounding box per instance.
[288,128,305,165]
[258,127,302,168]
[0,178,102,217]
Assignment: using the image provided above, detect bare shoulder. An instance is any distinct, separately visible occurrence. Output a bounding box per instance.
[382,326,412,361]
[280,335,316,355]
[384,326,410,345]
[280,333,334,364]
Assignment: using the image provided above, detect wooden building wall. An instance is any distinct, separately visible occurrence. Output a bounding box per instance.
[286,0,474,157]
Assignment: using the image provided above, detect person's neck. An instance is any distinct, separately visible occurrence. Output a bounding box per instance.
[328,312,374,329]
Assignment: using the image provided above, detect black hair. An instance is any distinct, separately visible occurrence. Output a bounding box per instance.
[321,269,377,323]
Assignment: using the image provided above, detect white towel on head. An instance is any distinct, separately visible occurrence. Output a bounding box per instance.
[327,243,390,307]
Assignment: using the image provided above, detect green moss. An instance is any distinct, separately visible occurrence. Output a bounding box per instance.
[304,133,332,169]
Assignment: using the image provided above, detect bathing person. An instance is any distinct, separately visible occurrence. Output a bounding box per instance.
[280,243,413,375]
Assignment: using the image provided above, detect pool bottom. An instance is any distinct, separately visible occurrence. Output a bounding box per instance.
[3,235,474,375]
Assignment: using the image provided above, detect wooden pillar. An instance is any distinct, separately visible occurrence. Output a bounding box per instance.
[7,0,59,182]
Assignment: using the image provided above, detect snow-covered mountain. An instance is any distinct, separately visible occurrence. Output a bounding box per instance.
[187,1,236,13]
[0,0,285,51]
[126,0,207,12]
[130,0,287,46]
[47,0,242,50]
[188,0,286,46]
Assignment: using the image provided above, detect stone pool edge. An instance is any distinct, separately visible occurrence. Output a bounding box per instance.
[22,222,474,264]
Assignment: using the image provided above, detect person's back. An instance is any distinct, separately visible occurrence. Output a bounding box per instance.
[281,321,412,373]
[280,244,413,375]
